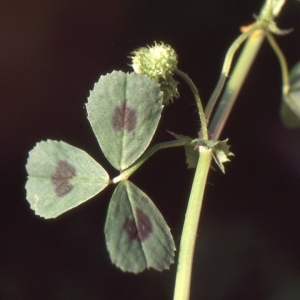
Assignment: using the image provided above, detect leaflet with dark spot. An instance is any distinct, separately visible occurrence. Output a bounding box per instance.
[124,208,153,242]
[111,100,137,132]
[51,160,76,197]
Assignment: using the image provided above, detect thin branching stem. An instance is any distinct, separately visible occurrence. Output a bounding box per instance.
[174,69,208,140]
[265,31,290,95]
[205,24,260,122]
[209,30,265,140]
[111,139,190,183]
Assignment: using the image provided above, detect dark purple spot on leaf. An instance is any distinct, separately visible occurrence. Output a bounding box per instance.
[51,160,76,197]
[124,218,139,241]
[124,208,153,243]
[136,208,153,242]
[111,100,137,132]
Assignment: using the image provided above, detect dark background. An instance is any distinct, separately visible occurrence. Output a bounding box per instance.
[1,0,300,299]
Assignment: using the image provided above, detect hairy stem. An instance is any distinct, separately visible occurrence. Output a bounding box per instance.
[172,0,287,298]
[174,69,208,140]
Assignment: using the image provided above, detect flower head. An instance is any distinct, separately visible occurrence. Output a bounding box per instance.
[130,42,179,104]
[130,42,178,79]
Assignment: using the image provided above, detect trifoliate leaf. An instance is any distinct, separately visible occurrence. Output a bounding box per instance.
[25,140,109,218]
[86,71,163,171]
[105,180,175,273]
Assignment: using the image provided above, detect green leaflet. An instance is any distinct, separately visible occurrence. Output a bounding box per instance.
[280,100,300,128]
[86,71,163,171]
[25,140,109,218]
[105,180,175,273]
[281,61,300,128]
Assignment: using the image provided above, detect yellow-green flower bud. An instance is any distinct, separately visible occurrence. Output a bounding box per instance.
[158,75,179,105]
[130,42,179,104]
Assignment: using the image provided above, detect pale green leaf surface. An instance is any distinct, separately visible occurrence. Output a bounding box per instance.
[87,71,163,171]
[184,143,199,169]
[168,131,198,168]
[212,140,234,173]
[281,61,300,128]
[105,180,175,273]
[25,140,109,218]
[280,99,300,128]
[192,138,233,173]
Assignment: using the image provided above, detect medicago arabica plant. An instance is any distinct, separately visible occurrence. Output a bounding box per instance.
[25,0,300,299]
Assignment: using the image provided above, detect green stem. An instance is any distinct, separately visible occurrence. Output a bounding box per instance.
[205,24,260,122]
[174,69,208,140]
[173,146,212,300]
[259,0,286,19]
[208,0,288,140]
[265,31,290,95]
[172,1,287,300]
[209,29,265,140]
[111,139,190,183]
